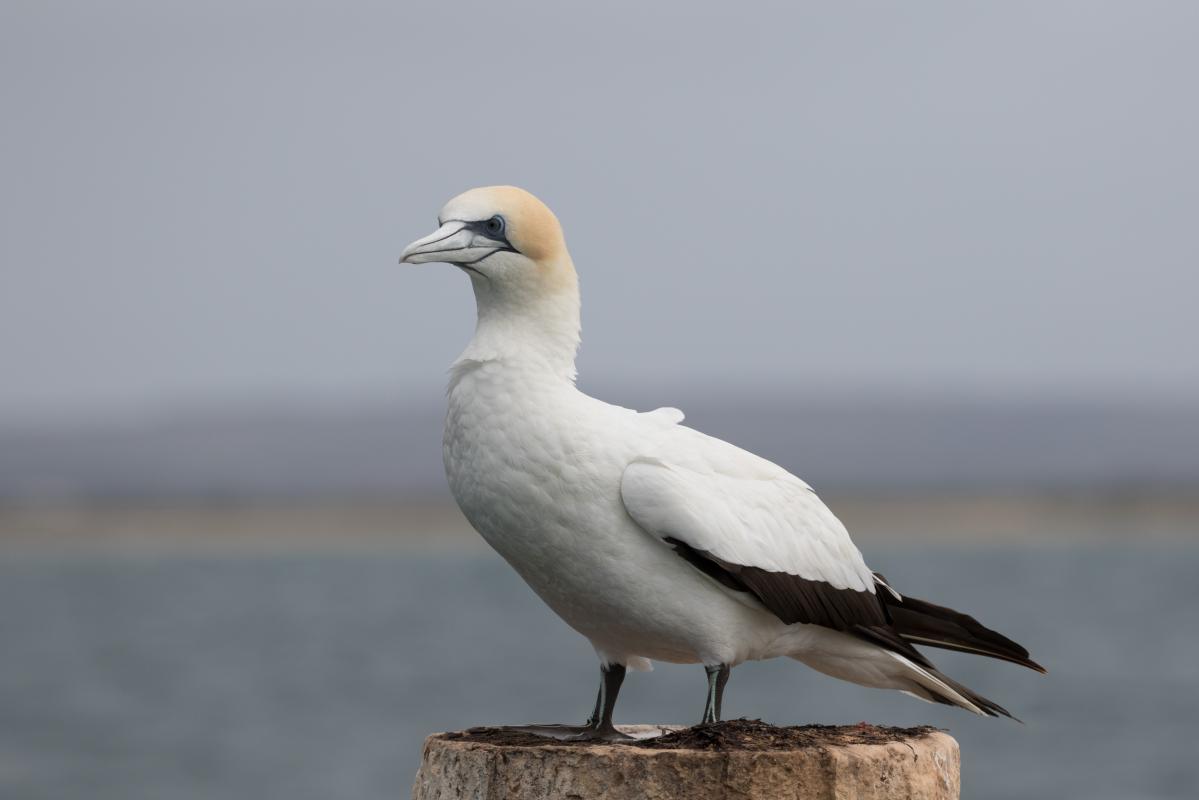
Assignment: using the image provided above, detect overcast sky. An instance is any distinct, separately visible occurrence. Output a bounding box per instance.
[2,1,1196,427]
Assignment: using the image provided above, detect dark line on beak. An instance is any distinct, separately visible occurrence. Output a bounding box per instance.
[421,246,472,258]
[456,248,505,281]
[460,248,508,265]
[414,224,465,252]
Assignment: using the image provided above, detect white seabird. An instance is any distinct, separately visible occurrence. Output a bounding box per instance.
[400,186,1043,739]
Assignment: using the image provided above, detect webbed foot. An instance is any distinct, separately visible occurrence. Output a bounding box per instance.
[565,724,634,742]
[501,723,596,740]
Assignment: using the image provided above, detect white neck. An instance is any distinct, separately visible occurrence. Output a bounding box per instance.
[453,260,581,382]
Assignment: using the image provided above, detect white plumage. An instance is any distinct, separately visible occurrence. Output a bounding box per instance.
[621,427,876,592]
[401,186,1041,735]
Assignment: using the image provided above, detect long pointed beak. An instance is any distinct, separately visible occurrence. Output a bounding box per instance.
[399,221,473,264]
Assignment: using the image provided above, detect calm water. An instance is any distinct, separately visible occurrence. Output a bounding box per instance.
[1,541,1197,800]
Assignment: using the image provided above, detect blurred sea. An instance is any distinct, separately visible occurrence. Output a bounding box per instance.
[2,537,1198,800]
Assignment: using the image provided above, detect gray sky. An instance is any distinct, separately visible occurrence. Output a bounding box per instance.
[2,1,1197,426]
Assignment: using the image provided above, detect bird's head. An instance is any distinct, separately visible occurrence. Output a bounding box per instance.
[400,186,581,377]
[400,186,575,299]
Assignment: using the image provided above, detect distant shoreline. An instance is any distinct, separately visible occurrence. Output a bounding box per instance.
[2,493,1195,555]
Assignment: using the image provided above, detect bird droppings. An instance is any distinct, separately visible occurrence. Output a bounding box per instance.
[441,718,942,751]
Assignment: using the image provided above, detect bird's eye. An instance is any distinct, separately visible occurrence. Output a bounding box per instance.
[483,215,505,236]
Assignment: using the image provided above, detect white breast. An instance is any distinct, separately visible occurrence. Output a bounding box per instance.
[444,359,630,580]
[442,360,775,666]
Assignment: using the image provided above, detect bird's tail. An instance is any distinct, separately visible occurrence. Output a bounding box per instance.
[874,573,1046,674]
[791,634,1022,719]
[892,653,1019,719]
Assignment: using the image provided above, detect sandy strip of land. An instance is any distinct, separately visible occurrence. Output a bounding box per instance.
[1,493,1195,556]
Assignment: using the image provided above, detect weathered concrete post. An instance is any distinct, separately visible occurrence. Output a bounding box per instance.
[411,721,960,799]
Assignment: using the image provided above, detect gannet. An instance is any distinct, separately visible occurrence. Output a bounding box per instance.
[400,186,1044,739]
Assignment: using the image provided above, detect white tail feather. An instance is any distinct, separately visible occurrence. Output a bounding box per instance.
[886,652,987,715]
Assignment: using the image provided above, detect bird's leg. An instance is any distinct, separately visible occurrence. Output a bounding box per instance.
[567,663,632,741]
[506,663,630,741]
[700,663,731,724]
[583,681,603,727]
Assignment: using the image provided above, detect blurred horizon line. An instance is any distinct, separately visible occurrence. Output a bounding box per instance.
[3,387,1198,503]
[4,378,1199,437]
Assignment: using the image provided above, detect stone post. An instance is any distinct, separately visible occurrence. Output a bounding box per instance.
[411,722,960,799]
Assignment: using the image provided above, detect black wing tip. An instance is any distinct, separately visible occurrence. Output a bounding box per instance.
[1002,653,1047,675]
[976,645,1046,675]
[900,635,1048,674]
[878,587,1047,674]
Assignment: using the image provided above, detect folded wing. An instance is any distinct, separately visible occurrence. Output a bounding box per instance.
[620,427,901,639]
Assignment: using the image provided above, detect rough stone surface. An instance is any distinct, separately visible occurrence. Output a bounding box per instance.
[411,720,960,799]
